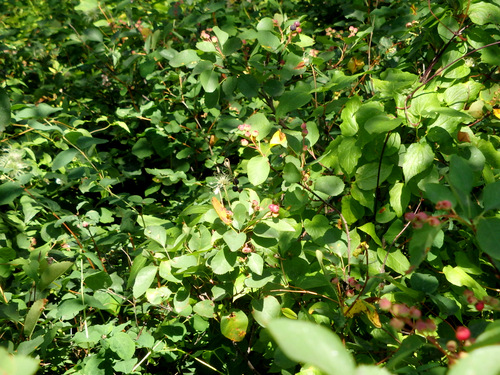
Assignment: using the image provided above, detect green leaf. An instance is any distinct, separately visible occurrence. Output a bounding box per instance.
[314,176,345,197]
[410,272,439,294]
[449,155,473,195]
[449,347,500,375]
[247,252,264,275]
[23,299,47,338]
[0,87,11,133]
[283,162,301,183]
[247,155,270,186]
[169,49,200,68]
[238,74,259,98]
[223,230,246,252]
[304,215,331,241]
[339,137,361,175]
[468,2,500,25]
[443,265,486,298]
[483,180,500,211]
[267,319,355,375]
[252,296,281,328]
[0,346,39,375]
[210,248,237,275]
[0,182,24,205]
[389,182,410,217]
[377,248,410,275]
[257,31,281,51]
[468,321,500,350]
[220,310,248,342]
[200,69,219,93]
[386,335,425,370]
[356,163,392,190]
[402,143,434,182]
[133,265,157,298]
[276,90,312,118]
[85,271,112,291]
[340,96,361,136]
[52,149,79,171]
[193,300,215,318]
[409,224,441,271]
[39,261,74,291]
[476,217,500,261]
[364,115,402,134]
[144,225,167,248]
[109,332,135,360]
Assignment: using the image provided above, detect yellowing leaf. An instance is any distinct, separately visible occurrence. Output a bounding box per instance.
[493,108,500,119]
[343,300,381,328]
[212,196,232,225]
[270,130,287,147]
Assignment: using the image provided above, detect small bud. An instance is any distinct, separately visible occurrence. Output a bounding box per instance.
[346,289,355,298]
[446,340,458,352]
[301,122,307,130]
[241,139,249,146]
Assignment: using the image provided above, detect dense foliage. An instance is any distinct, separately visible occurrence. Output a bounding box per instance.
[1,0,500,374]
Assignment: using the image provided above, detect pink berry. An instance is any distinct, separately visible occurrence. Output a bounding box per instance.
[294,21,301,27]
[390,317,405,330]
[296,27,302,33]
[436,200,452,210]
[427,216,441,227]
[456,326,471,341]
[475,301,485,311]
[300,122,307,130]
[379,298,392,311]
[404,212,416,221]
[416,212,428,221]
[268,204,280,213]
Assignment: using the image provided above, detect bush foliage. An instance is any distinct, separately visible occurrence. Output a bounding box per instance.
[1,0,500,374]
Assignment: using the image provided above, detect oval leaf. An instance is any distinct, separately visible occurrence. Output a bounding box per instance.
[220,310,248,342]
[267,319,355,375]
[247,155,270,186]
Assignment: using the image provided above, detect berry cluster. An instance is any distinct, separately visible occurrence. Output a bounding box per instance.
[237,123,259,146]
[289,21,301,33]
[379,298,437,333]
[404,200,453,228]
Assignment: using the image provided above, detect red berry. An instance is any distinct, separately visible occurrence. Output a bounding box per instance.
[475,301,485,311]
[456,326,471,341]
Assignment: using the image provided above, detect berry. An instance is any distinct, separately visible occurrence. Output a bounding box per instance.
[268,204,280,213]
[290,24,297,31]
[456,326,471,341]
[436,200,452,210]
[475,301,485,311]
[296,27,302,33]
[294,21,301,27]
[300,122,307,130]
[379,298,392,311]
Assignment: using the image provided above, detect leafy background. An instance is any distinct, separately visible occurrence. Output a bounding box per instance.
[1,0,500,374]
